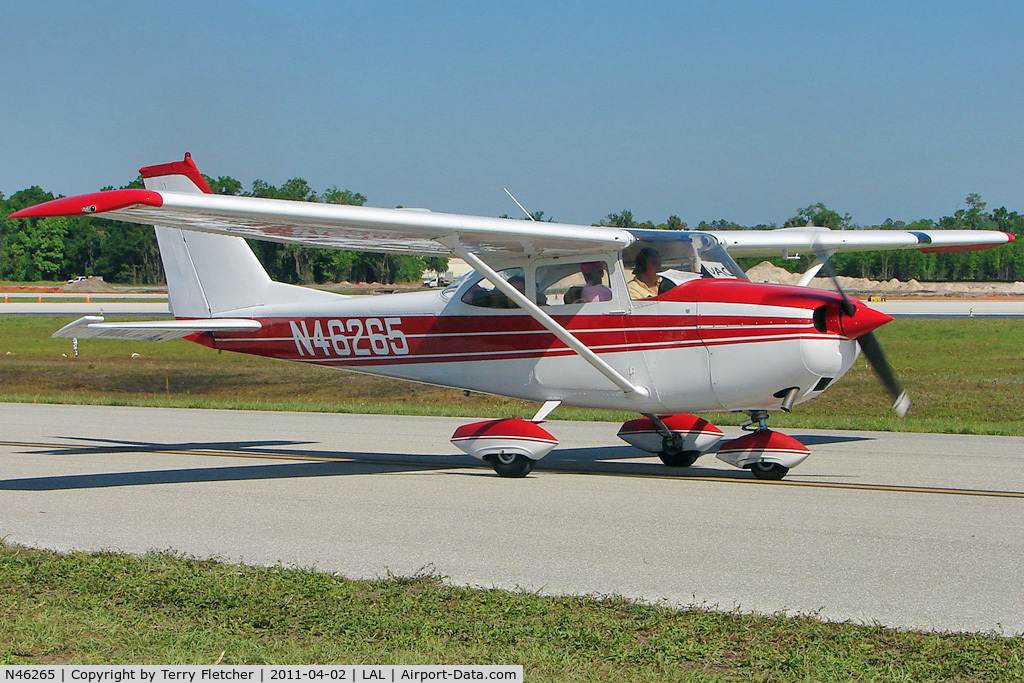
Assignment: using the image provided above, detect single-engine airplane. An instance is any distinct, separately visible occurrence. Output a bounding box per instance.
[10,154,1015,478]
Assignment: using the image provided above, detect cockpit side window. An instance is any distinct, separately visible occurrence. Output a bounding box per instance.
[461,267,531,308]
[536,260,614,306]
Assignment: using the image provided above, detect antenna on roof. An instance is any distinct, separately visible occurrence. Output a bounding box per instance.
[503,188,537,221]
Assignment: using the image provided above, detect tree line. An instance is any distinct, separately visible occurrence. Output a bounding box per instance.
[597,195,1024,282]
[2,170,1022,285]
[0,174,445,285]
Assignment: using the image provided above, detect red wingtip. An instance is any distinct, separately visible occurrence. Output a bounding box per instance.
[1004,232,1016,243]
[7,189,163,219]
[139,152,213,194]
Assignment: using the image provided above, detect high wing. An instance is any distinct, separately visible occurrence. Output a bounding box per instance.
[13,189,1012,260]
[10,188,634,259]
[714,226,1014,258]
[8,154,1009,258]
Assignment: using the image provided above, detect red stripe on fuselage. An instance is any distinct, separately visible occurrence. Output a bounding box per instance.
[203,312,827,367]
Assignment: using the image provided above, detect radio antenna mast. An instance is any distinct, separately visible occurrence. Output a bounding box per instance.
[503,188,537,221]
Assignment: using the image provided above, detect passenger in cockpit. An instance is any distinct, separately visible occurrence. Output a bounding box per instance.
[580,262,612,302]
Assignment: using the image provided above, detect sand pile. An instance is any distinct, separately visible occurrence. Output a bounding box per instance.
[744,261,1024,297]
[61,277,117,293]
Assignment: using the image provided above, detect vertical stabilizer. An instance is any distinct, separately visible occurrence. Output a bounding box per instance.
[142,154,271,317]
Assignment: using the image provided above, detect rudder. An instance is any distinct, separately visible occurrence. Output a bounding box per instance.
[142,154,272,317]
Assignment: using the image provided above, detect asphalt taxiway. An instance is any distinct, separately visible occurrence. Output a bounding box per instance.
[2,403,1022,635]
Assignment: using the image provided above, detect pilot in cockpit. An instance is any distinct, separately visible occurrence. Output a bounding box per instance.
[628,247,665,300]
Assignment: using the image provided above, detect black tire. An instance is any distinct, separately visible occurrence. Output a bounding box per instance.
[749,462,789,480]
[658,450,700,467]
[488,452,535,478]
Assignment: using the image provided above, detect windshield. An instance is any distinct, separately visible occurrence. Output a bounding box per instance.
[441,271,475,299]
[623,230,747,282]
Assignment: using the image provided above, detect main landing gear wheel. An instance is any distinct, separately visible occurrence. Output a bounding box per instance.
[487,452,535,478]
[658,450,700,467]
[749,462,789,481]
[657,434,700,468]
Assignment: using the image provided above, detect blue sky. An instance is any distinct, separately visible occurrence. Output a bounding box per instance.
[2,1,1022,226]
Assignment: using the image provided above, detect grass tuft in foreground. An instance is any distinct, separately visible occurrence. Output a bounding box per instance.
[1,543,1023,680]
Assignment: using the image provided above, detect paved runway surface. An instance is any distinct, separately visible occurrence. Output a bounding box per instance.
[2,403,1022,635]
[871,299,1024,317]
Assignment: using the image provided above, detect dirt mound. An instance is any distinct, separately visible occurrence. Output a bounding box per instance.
[744,262,802,285]
[744,261,1024,297]
[61,278,117,293]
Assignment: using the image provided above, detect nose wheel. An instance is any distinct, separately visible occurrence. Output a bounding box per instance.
[749,461,790,480]
[486,452,536,478]
[716,410,810,480]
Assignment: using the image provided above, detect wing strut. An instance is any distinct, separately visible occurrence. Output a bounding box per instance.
[445,240,650,399]
[795,249,835,287]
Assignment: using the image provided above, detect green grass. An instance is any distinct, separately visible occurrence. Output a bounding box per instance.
[1,315,1022,434]
[0,279,68,288]
[2,543,1022,680]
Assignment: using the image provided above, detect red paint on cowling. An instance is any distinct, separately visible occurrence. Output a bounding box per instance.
[657,279,894,340]
[717,430,809,456]
[451,418,557,444]
[657,278,844,309]
[7,189,163,219]
[839,302,893,340]
[139,152,213,194]
[618,414,723,437]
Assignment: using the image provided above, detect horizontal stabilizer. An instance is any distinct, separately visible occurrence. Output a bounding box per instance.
[52,316,261,343]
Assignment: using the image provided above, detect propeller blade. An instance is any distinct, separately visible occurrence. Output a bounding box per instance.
[857,331,911,417]
[814,246,856,316]
[812,240,909,416]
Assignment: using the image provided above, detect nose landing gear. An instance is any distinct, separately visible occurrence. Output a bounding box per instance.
[715,410,810,481]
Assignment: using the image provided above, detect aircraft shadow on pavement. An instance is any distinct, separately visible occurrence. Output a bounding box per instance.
[788,434,873,446]
[35,436,318,457]
[546,446,754,479]
[0,460,448,491]
[0,434,868,490]
[4,436,475,490]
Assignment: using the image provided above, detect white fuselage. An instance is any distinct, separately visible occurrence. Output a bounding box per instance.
[201,277,861,414]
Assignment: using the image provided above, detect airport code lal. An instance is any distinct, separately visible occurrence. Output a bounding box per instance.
[1,667,522,683]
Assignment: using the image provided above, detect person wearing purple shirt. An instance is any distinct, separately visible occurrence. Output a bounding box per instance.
[580,261,612,302]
